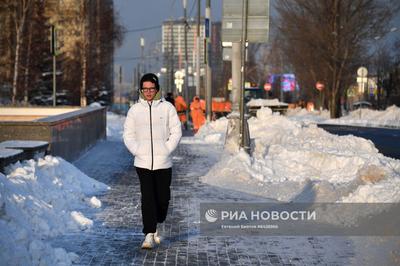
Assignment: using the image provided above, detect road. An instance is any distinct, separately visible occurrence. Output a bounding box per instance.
[318,124,400,159]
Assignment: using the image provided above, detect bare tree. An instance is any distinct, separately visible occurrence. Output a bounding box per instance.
[0,3,14,101]
[275,0,400,117]
[246,43,268,85]
[23,18,33,104]
[8,0,33,105]
[1,0,123,106]
[79,0,89,107]
[370,43,393,108]
[86,0,124,105]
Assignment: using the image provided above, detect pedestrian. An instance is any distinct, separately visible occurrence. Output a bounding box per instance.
[174,94,188,130]
[165,92,175,106]
[123,73,182,249]
[190,96,206,134]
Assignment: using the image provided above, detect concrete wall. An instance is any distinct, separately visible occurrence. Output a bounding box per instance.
[0,107,80,116]
[0,106,106,161]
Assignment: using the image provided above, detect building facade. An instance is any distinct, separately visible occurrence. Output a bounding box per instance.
[161,19,223,100]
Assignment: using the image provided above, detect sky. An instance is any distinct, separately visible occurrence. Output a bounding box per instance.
[113,0,399,86]
[113,0,223,83]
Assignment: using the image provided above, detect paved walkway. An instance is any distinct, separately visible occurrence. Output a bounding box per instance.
[51,134,355,265]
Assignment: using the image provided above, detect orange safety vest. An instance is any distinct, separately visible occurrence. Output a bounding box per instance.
[174,96,187,123]
[190,96,206,130]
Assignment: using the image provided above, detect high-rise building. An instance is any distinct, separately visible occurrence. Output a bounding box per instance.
[210,22,225,99]
[161,19,223,99]
[162,19,204,96]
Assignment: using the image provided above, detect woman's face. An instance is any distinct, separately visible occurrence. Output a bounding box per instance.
[142,81,157,101]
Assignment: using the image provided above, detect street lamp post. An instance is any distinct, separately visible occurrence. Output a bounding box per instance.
[205,0,212,122]
[183,0,190,126]
[140,37,145,76]
[196,0,201,96]
[240,0,250,153]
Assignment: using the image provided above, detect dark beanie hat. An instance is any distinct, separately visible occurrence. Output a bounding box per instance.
[140,73,160,91]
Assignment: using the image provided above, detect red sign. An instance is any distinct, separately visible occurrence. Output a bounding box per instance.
[264,83,272,91]
[315,81,324,91]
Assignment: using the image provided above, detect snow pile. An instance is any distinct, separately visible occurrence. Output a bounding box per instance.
[286,107,331,124]
[201,107,400,204]
[89,196,102,208]
[0,156,109,265]
[324,105,400,128]
[89,102,102,108]
[106,111,125,141]
[287,105,400,128]
[340,163,400,203]
[247,98,288,107]
[193,117,229,144]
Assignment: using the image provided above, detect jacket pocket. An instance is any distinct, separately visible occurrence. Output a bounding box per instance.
[135,141,149,155]
[153,141,170,156]
[165,141,173,153]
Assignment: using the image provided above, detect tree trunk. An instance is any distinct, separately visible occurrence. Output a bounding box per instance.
[96,0,101,85]
[329,88,341,118]
[377,69,381,110]
[81,54,87,107]
[12,33,21,105]
[11,0,31,105]
[4,10,13,81]
[80,0,87,107]
[24,21,33,104]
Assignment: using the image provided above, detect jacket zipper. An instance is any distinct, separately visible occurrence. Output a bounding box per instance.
[149,102,154,170]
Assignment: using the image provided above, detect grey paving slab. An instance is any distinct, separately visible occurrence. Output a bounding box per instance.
[51,136,356,265]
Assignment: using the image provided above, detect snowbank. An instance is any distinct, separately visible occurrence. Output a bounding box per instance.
[246,98,288,107]
[287,105,400,128]
[200,107,400,204]
[286,107,331,124]
[0,156,109,265]
[324,105,400,128]
[194,117,229,144]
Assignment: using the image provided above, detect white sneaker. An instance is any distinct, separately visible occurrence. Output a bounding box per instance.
[154,230,161,244]
[141,233,155,249]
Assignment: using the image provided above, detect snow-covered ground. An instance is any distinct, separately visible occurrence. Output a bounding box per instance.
[195,107,400,265]
[286,107,331,125]
[247,98,289,107]
[324,105,400,128]
[197,107,400,204]
[2,106,400,265]
[287,105,400,128]
[0,114,120,265]
[192,116,229,144]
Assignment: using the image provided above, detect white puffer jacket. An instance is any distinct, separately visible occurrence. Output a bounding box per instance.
[123,98,182,170]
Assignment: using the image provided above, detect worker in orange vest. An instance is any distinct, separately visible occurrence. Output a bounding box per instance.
[190,96,206,134]
[174,94,188,129]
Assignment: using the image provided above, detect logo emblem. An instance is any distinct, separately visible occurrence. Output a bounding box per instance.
[205,209,218,222]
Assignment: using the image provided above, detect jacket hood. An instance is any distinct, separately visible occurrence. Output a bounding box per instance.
[138,95,164,107]
[139,89,162,101]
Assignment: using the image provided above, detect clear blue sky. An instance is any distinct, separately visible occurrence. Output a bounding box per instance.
[114,0,223,83]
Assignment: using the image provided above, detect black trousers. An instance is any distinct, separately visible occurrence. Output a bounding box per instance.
[136,167,172,234]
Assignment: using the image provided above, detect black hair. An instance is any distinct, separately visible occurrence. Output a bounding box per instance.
[140,73,160,91]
